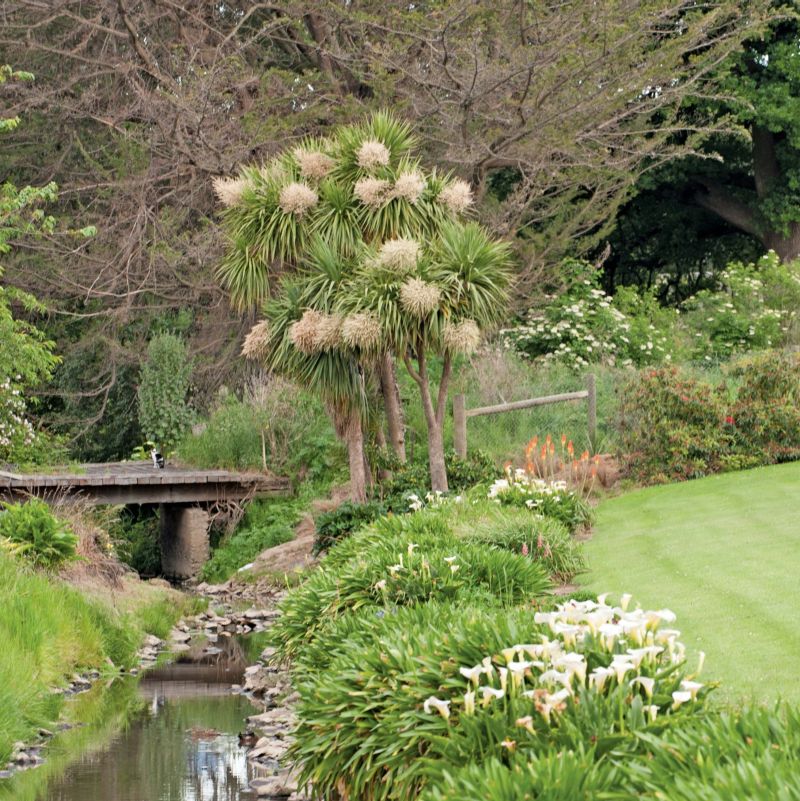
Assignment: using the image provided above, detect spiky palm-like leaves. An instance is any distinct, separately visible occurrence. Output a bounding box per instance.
[430,221,514,328]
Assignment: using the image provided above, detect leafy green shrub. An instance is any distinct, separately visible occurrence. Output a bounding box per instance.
[137,332,194,453]
[422,752,613,801]
[313,500,387,554]
[452,503,586,582]
[617,367,732,483]
[0,499,78,568]
[290,596,705,801]
[729,351,800,464]
[614,704,800,801]
[270,513,551,661]
[424,705,800,801]
[682,253,800,361]
[486,473,594,533]
[292,600,482,676]
[199,498,299,584]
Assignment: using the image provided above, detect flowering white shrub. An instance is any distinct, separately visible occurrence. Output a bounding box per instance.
[681,254,800,361]
[423,595,705,732]
[0,377,36,456]
[501,261,675,369]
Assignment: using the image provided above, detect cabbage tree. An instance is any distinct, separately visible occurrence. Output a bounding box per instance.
[214,112,480,491]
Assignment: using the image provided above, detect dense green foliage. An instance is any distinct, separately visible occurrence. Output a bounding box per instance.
[288,594,706,801]
[504,254,800,369]
[0,500,77,568]
[178,380,343,483]
[0,67,64,466]
[137,333,194,453]
[374,449,500,508]
[423,706,800,801]
[269,511,551,663]
[606,14,800,292]
[729,351,800,463]
[110,509,161,577]
[198,497,302,584]
[618,368,732,483]
[618,352,800,483]
[681,253,800,360]
[450,503,587,583]
[503,260,678,369]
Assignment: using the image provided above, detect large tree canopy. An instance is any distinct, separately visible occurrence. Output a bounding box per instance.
[0,0,769,455]
[604,7,800,296]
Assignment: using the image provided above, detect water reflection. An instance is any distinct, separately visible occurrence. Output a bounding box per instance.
[2,637,266,801]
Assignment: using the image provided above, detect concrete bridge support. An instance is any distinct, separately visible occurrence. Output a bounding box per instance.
[160,504,210,580]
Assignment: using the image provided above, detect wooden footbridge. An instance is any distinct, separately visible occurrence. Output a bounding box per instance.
[0,462,291,580]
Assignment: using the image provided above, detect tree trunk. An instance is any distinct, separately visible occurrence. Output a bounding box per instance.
[765,224,800,262]
[345,412,367,502]
[692,125,800,262]
[403,347,452,493]
[374,424,392,481]
[427,422,448,494]
[379,352,406,463]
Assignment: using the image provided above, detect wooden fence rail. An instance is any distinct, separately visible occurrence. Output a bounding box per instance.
[453,373,597,458]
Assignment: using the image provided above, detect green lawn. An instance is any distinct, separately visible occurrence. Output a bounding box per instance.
[583,462,800,703]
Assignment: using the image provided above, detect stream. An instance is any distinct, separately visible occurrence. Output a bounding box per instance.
[0,634,273,801]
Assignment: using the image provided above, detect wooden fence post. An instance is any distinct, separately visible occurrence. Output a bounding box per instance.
[586,373,597,452]
[453,394,467,458]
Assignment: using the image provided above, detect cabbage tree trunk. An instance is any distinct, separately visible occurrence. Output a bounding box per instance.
[403,346,452,493]
[379,352,406,463]
[345,411,367,503]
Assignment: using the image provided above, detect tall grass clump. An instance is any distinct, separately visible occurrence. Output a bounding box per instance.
[269,511,551,662]
[0,551,188,764]
[449,502,587,582]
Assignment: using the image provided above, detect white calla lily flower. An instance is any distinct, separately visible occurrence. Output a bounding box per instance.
[630,676,655,698]
[589,666,615,692]
[671,690,693,709]
[459,665,483,686]
[463,690,475,715]
[423,696,451,719]
[680,680,703,699]
[479,686,505,706]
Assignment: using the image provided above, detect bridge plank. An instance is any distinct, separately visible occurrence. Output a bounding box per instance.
[0,461,291,506]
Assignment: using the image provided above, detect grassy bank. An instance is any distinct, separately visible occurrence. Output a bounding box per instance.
[0,553,194,765]
[583,461,800,702]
